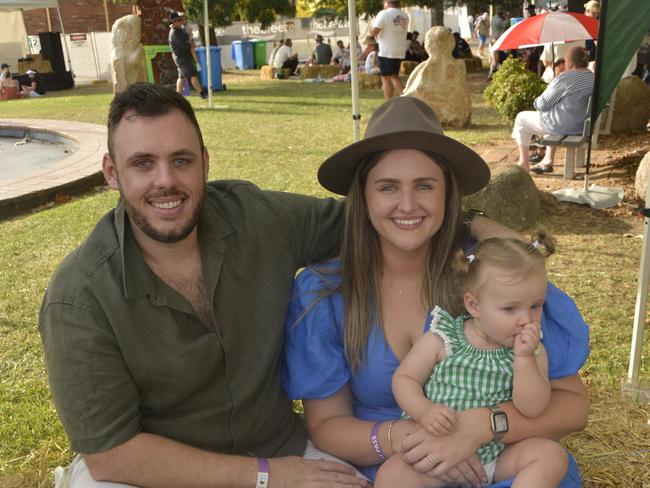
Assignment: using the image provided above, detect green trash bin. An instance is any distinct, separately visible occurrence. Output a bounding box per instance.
[251,40,269,68]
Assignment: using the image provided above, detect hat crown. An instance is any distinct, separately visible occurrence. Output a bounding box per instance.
[364,96,444,140]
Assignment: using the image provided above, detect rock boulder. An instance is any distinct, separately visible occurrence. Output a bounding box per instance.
[610,76,650,134]
[463,165,540,231]
[635,151,650,200]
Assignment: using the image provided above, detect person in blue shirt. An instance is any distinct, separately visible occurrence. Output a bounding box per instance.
[283,96,589,488]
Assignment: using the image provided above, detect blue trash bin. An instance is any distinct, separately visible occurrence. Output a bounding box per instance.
[196,46,223,91]
[231,40,255,70]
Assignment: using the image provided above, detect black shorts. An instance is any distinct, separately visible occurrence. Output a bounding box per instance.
[176,59,198,80]
[378,57,402,76]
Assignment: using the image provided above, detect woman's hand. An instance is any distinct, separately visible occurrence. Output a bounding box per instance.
[400,408,490,485]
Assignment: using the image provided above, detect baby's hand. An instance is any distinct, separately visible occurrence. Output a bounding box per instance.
[514,322,541,357]
[420,403,457,436]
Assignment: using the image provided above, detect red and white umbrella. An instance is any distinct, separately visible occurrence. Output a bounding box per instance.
[492,11,599,51]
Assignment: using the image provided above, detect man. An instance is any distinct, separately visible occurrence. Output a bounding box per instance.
[310,34,332,65]
[488,9,508,79]
[584,0,600,19]
[168,11,207,99]
[20,69,46,97]
[370,0,409,100]
[511,46,594,173]
[273,38,299,76]
[39,83,367,488]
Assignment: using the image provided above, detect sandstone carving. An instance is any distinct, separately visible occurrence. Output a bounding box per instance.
[635,151,650,200]
[403,27,471,128]
[111,15,147,94]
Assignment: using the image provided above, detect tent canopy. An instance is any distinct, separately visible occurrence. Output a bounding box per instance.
[0,0,58,11]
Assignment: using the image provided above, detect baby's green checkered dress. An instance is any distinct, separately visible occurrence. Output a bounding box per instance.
[424,306,515,465]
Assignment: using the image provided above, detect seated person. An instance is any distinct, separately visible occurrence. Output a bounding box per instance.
[272,38,299,76]
[332,40,351,74]
[309,34,333,65]
[20,69,46,98]
[0,63,20,99]
[364,42,380,74]
[358,36,376,64]
[512,46,593,173]
[530,58,566,164]
[405,32,421,62]
[452,32,472,59]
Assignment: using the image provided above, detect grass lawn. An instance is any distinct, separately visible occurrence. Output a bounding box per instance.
[1,73,648,487]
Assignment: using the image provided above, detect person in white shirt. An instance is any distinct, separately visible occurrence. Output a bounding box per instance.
[370,0,409,99]
[273,38,299,76]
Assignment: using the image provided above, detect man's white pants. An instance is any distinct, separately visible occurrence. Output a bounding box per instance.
[54,441,367,488]
[511,110,553,147]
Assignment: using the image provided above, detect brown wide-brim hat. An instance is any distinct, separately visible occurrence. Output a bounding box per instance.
[318,96,490,196]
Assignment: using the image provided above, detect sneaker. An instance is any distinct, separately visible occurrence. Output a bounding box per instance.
[200,88,208,99]
[530,164,553,174]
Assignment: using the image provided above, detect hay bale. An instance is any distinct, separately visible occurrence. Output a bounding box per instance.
[359,72,382,89]
[260,65,291,80]
[400,60,419,75]
[300,64,339,79]
[463,165,540,231]
[463,56,483,73]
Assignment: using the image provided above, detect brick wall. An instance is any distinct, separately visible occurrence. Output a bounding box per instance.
[23,0,134,35]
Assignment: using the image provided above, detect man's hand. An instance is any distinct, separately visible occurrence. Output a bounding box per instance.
[420,404,457,436]
[514,322,541,358]
[268,457,369,487]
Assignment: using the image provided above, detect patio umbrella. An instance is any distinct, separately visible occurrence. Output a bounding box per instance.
[491,11,599,51]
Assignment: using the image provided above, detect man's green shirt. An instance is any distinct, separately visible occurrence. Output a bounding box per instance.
[39,180,343,456]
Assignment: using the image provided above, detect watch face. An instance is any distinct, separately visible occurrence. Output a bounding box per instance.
[494,413,508,433]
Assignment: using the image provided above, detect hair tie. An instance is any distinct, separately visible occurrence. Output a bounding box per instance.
[467,254,476,263]
[531,240,541,250]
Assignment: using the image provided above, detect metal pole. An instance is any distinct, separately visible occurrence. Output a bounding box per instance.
[56,6,73,73]
[204,0,212,107]
[347,0,361,141]
[628,181,650,386]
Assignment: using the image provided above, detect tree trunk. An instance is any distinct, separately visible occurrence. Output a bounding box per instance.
[430,0,444,26]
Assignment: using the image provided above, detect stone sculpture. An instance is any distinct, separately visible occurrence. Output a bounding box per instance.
[111,15,147,94]
[403,27,472,128]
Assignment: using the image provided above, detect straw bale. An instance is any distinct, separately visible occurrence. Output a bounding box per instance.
[564,388,650,487]
[260,65,291,80]
[359,73,381,90]
[300,64,339,79]
[463,56,483,73]
[400,60,419,75]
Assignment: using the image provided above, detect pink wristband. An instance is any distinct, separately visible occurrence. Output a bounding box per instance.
[256,457,269,488]
[370,421,387,461]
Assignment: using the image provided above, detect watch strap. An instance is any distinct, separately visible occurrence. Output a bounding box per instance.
[256,457,269,488]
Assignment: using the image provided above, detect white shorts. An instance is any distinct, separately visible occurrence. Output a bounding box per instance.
[511,110,553,147]
[482,459,497,486]
[53,440,366,488]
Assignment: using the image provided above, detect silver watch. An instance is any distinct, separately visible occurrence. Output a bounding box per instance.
[489,406,509,441]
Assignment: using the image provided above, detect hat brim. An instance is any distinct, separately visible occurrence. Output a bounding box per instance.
[318,130,490,196]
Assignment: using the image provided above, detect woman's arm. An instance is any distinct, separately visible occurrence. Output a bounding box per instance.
[303,386,417,466]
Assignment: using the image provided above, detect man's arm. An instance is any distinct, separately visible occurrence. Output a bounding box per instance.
[84,433,367,488]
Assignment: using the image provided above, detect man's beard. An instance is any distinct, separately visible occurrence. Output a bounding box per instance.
[121,189,204,244]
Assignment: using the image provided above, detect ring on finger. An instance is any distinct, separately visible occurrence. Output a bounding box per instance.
[425,454,437,468]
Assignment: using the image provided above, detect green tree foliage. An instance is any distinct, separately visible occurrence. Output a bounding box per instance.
[484,56,547,122]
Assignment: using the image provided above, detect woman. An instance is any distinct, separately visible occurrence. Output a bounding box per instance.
[283,96,589,487]
[475,13,490,57]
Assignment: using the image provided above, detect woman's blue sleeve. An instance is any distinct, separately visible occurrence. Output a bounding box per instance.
[542,282,590,379]
[282,268,351,400]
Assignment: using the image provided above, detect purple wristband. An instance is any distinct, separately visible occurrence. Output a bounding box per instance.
[370,421,387,461]
[256,457,269,488]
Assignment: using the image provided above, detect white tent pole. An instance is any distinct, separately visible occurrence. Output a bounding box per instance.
[56,6,72,72]
[628,182,650,386]
[347,0,361,141]
[203,0,212,107]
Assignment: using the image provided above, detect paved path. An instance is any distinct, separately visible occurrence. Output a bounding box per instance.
[0,119,106,219]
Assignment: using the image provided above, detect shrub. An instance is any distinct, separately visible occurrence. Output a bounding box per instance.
[484,56,547,122]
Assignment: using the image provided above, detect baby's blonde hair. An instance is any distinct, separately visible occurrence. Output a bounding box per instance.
[452,229,555,295]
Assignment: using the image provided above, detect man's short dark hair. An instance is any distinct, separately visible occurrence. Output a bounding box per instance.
[107,83,205,159]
